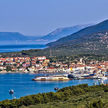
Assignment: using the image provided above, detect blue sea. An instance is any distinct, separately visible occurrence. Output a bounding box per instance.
[0,73,98,101]
[0,44,46,53]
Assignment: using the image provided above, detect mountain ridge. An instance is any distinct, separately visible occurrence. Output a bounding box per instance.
[41,24,91,42]
[0,24,91,44]
[47,20,108,47]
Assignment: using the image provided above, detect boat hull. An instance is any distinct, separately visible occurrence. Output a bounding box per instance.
[32,76,70,81]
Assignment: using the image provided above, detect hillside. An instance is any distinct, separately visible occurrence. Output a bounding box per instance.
[2,20,108,57]
[24,19,108,56]
[47,20,108,47]
[18,31,108,57]
[47,31,108,56]
[41,24,91,42]
[0,84,108,108]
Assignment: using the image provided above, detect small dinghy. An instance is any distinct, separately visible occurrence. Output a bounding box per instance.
[9,89,14,95]
[54,87,59,91]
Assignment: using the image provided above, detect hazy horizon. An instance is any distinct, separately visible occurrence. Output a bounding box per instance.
[0,0,108,36]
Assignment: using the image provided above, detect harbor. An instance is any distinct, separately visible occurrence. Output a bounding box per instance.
[0,73,101,101]
[0,56,108,101]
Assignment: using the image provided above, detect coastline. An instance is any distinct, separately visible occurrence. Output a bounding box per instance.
[0,84,107,108]
[0,44,46,53]
[0,71,65,74]
[0,73,98,101]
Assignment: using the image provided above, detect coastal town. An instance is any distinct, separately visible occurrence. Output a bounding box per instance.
[0,56,108,80]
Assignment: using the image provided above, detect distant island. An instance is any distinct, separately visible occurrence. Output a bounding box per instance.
[0,24,90,45]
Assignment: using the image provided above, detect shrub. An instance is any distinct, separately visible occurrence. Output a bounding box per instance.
[0,84,106,108]
[88,100,103,108]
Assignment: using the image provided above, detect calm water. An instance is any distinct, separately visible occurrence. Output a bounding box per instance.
[0,73,98,101]
[0,44,46,52]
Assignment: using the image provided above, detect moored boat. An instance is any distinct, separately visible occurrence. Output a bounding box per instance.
[32,75,70,81]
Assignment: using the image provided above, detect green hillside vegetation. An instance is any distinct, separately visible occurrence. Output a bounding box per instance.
[26,31,108,57]
[33,19,108,57]
[1,20,108,58]
[9,31,108,58]
[1,84,108,108]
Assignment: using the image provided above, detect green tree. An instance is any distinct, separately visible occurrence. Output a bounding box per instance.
[6,66,12,72]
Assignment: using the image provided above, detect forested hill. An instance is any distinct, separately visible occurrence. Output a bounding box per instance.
[47,19,108,47]
[15,31,108,57]
[30,19,108,57]
[0,84,108,108]
[40,31,108,56]
[2,20,108,57]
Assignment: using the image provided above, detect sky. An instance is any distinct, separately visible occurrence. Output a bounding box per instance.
[0,0,108,36]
